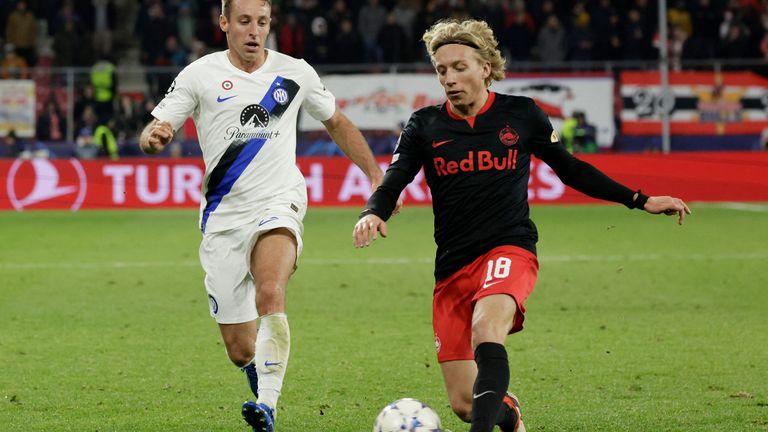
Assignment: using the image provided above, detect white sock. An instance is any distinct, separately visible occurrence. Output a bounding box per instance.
[254,312,290,410]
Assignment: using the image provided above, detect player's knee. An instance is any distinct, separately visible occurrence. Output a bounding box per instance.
[256,282,285,313]
[471,319,497,346]
[449,399,472,422]
[225,344,255,368]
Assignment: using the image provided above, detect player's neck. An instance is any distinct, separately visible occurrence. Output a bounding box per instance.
[449,91,490,118]
[227,50,268,73]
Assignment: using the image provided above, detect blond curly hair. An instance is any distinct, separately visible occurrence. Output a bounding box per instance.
[422,19,506,88]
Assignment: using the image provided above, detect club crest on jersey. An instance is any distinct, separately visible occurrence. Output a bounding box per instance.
[272,87,289,105]
[221,80,233,90]
[499,126,519,146]
[240,104,270,128]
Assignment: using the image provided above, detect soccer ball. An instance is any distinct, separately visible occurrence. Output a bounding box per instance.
[373,398,442,432]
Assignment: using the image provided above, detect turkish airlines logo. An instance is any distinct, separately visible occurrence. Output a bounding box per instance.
[6,159,87,211]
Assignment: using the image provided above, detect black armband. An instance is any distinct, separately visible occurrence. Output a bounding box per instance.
[632,190,649,210]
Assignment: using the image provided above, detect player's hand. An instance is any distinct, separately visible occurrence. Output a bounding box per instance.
[644,196,692,225]
[353,214,387,248]
[146,121,174,153]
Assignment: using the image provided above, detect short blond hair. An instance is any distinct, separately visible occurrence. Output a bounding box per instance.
[222,0,272,18]
[422,19,506,87]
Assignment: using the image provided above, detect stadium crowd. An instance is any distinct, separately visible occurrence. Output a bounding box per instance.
[1,0,768,158]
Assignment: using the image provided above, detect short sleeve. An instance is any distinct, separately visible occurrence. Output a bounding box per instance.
[151,67,198,131]
[299,60,336,122]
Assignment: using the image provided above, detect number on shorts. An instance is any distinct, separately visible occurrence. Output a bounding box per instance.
[485,257,512,282]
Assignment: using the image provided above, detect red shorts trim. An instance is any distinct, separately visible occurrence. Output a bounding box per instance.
[432,245,539,362]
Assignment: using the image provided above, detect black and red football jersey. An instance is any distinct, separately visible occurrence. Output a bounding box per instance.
[364,92,640,280]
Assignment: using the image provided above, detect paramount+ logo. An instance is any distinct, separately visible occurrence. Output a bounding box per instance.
[432,149,518,177]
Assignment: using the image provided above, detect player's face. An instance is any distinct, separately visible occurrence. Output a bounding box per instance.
[433,44,491,113]
[220,0,271,70]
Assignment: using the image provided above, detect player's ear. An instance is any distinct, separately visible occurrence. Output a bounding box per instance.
[219,13,228,33]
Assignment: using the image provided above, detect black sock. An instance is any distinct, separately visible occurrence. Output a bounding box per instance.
[469,342,509,432]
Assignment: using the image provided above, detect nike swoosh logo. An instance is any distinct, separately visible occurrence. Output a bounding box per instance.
[216,95,238,103]
[482,280,504,289]
[473,390,496,399]
[432,139,454,148]
[264,361,282,367]
[258,216,279,226]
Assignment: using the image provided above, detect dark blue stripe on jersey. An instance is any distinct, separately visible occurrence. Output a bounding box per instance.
[200,76,286,232]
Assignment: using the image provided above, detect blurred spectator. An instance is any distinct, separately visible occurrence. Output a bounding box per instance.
[448,0,471,21]
[593,11,623,60]
[378,12,411,63]
[93,119,118,159]
[52,15,81,66]
[278,13,305,58]
[569,3,594,61]
[162,35,190,68]
[358,0,387,62]
[91,0,117,56]
[4,0,38,66]
[140,2,171,66]
[187,38,208,64]
[325,0,352,43]
[176,2,197,50]
[719,21,753,58]
[114,95,143,142]
[332,18,363,64]
[535,15,566,63]
[392,0,419,45]
[74,84,97,126]
[668,0,694,36]
[196,4,226,50]
[531,0,560,32]
[3,130,24,158]
[306,16,330,63]
[75,105,99,159]
[503,1,535,62]
[561,111,598,154]
[90,56,117,123]
[37,99,65,142]
[624,8,654,60]
[1,43,29,79]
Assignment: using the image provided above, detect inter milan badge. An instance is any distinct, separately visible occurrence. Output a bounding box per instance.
[208,294,219,315]
[272,87,289,105]
[240,104,270,128]
[499,125,519,146]
[221,80,233,90]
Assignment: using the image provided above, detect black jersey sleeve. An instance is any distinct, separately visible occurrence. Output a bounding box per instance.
[525,100,640,209]
[362,113,425,220]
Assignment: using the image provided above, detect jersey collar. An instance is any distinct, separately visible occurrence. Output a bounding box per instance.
[446,91,496,128]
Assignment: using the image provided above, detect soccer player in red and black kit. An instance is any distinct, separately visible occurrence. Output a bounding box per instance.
[353,19,691,432]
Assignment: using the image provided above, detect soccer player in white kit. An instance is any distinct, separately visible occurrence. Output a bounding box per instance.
[138,1,389,431]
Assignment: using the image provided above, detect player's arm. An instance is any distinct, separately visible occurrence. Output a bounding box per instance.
[323,109,383,184]
[139,118,174,154]
[353,114,424,247]
[527,102,691,224]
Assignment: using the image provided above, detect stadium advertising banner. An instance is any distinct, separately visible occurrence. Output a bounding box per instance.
[300,73,615,147]
[2,153,767,211]
[621,71,768,135]
[0,80,36,138]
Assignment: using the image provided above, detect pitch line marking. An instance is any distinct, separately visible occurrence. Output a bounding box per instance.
[1,252,767,270]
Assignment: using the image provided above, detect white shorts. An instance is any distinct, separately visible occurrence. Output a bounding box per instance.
[199,204,305,324]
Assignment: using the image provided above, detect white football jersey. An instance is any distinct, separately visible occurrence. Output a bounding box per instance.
[152,49,336,233]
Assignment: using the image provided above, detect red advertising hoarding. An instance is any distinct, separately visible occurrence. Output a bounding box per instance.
[1,152,767,211]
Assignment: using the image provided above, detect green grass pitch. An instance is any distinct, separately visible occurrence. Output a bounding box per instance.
[1,204,766,431]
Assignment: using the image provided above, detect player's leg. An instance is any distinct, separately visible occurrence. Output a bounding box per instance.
[250,228,297,410]
[469,294,518,432]
[218,321,260,397]
[468,246,538,432]
[439,360,476,422]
